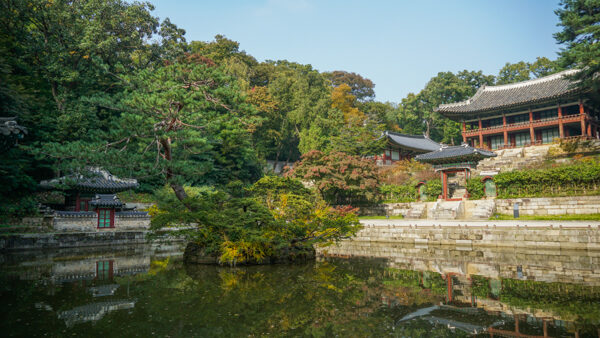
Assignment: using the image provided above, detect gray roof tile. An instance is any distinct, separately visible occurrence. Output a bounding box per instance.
[40,168,138,192]
[385,131,440,152]
[437,70,581,118]
[415,144,496,163]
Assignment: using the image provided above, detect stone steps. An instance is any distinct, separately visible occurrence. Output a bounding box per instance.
[471,200,496,219]
[474,145,552,175]
[429,200,464,220]
[406,203,426,219]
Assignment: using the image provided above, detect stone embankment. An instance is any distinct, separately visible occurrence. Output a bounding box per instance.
[0,231,149,251]
[318,242,600,285]
[367,195,600,219]
[336,220,600,251]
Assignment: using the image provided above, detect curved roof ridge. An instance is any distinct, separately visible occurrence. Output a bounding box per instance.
[386,131,428,139]
[484,69,579,92]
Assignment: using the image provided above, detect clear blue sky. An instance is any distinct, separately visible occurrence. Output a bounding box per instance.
[147,0,562,103]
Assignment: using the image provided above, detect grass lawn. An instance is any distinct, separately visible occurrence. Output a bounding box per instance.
[358,215,404,220]
[491,213,600,221]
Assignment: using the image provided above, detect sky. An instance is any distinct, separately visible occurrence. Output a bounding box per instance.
[147,0,562,103]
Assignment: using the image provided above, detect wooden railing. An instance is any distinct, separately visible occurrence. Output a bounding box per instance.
[464,114,587,137]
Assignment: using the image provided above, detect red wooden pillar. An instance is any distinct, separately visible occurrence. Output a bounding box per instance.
[478,118,483,148]
[529,109,535,144]
[580,100,586,136]
[446,273,453,302]
[441,171,447,200]
[558,104,564,138]
[502,114,508,146]
[462,122,467,143]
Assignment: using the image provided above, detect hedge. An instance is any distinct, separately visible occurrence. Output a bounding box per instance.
[494,160,600,199]
[380,179,442,203]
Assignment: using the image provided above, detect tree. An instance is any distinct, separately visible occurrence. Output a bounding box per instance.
[285,150,381,205]
[153,176,361,265]
[555,0,600,101]
[497,61,531,85]
[529,57,561,78]
[118,62,261,207]
[397,70,494,144]
[326,70,375,102]
[497,58,561,85]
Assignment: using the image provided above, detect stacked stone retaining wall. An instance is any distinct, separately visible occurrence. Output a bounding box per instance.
[360,195,600,218]
[346,224,600,250]
[495,196,600,216]
[0,231,149,251]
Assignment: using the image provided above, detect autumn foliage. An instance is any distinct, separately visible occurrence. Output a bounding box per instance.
[285,150,381,205]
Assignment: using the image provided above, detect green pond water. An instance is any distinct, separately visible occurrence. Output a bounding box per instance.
[1,243,599,337]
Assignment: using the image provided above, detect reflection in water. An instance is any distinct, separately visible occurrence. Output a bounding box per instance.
[0,242,598,337]
[58,300,135,327]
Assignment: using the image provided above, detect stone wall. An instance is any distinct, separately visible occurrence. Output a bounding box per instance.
[360,195,600,219]
[53,216,97,232]
[340,224,600,250]
[115,216,151,230]
[0,231,149,250]
[53,215,150,231]
[495,196,600,216]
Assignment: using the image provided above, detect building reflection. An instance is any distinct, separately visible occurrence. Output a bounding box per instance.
[1,243,184,327]
[321,242,600,337]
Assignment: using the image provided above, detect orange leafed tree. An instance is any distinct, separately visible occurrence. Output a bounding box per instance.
[331,84,366,126]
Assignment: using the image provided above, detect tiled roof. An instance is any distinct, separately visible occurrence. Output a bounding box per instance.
[89,194,124,208]
[115,211,150,218]
[415,144,496,163]
[385,131,441,153]
[54,211,96,218]
[40,168,138,193]
[0,117,27,152]
[437,70,581,118]
[0,117,27,136]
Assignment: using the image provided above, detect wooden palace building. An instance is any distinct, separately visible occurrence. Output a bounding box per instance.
[376,131,440,165]
[436,70,600,150]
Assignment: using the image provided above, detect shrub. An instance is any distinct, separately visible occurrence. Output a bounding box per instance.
[424,179,442,201]
[379,184,417,203]
[494,160,600,198]
[152,176,362,265]
[285,150,381,206]
[466,178,485,200]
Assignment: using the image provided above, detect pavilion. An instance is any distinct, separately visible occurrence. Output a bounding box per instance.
[377,131,440,165]
[415,144,496,201]
[40,168,148,230]
[437,70,599,150]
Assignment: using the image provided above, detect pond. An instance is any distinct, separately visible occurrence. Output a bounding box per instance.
[1,243,599,337]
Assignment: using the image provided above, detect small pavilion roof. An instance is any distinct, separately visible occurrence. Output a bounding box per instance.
[0,117,27,152]
[385,131,440,153]
[40,168,138,193]
[415,144,496,165]
[0,117,27,136]
[436,70,581,119]
[89,194,124,208]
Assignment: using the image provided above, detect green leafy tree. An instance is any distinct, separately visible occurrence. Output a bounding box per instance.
[397,70,494,144]
[497,61,531,85]
[153,176,361,265]
[119,62,262,206]
[555,0,600,102]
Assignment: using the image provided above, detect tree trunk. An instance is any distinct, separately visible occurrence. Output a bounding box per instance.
[160,137,193,211]
[273,145,281,172]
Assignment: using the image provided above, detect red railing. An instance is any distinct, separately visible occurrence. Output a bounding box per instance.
[464,115,588,137]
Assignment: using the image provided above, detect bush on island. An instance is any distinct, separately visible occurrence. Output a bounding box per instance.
[151,176,362,266]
